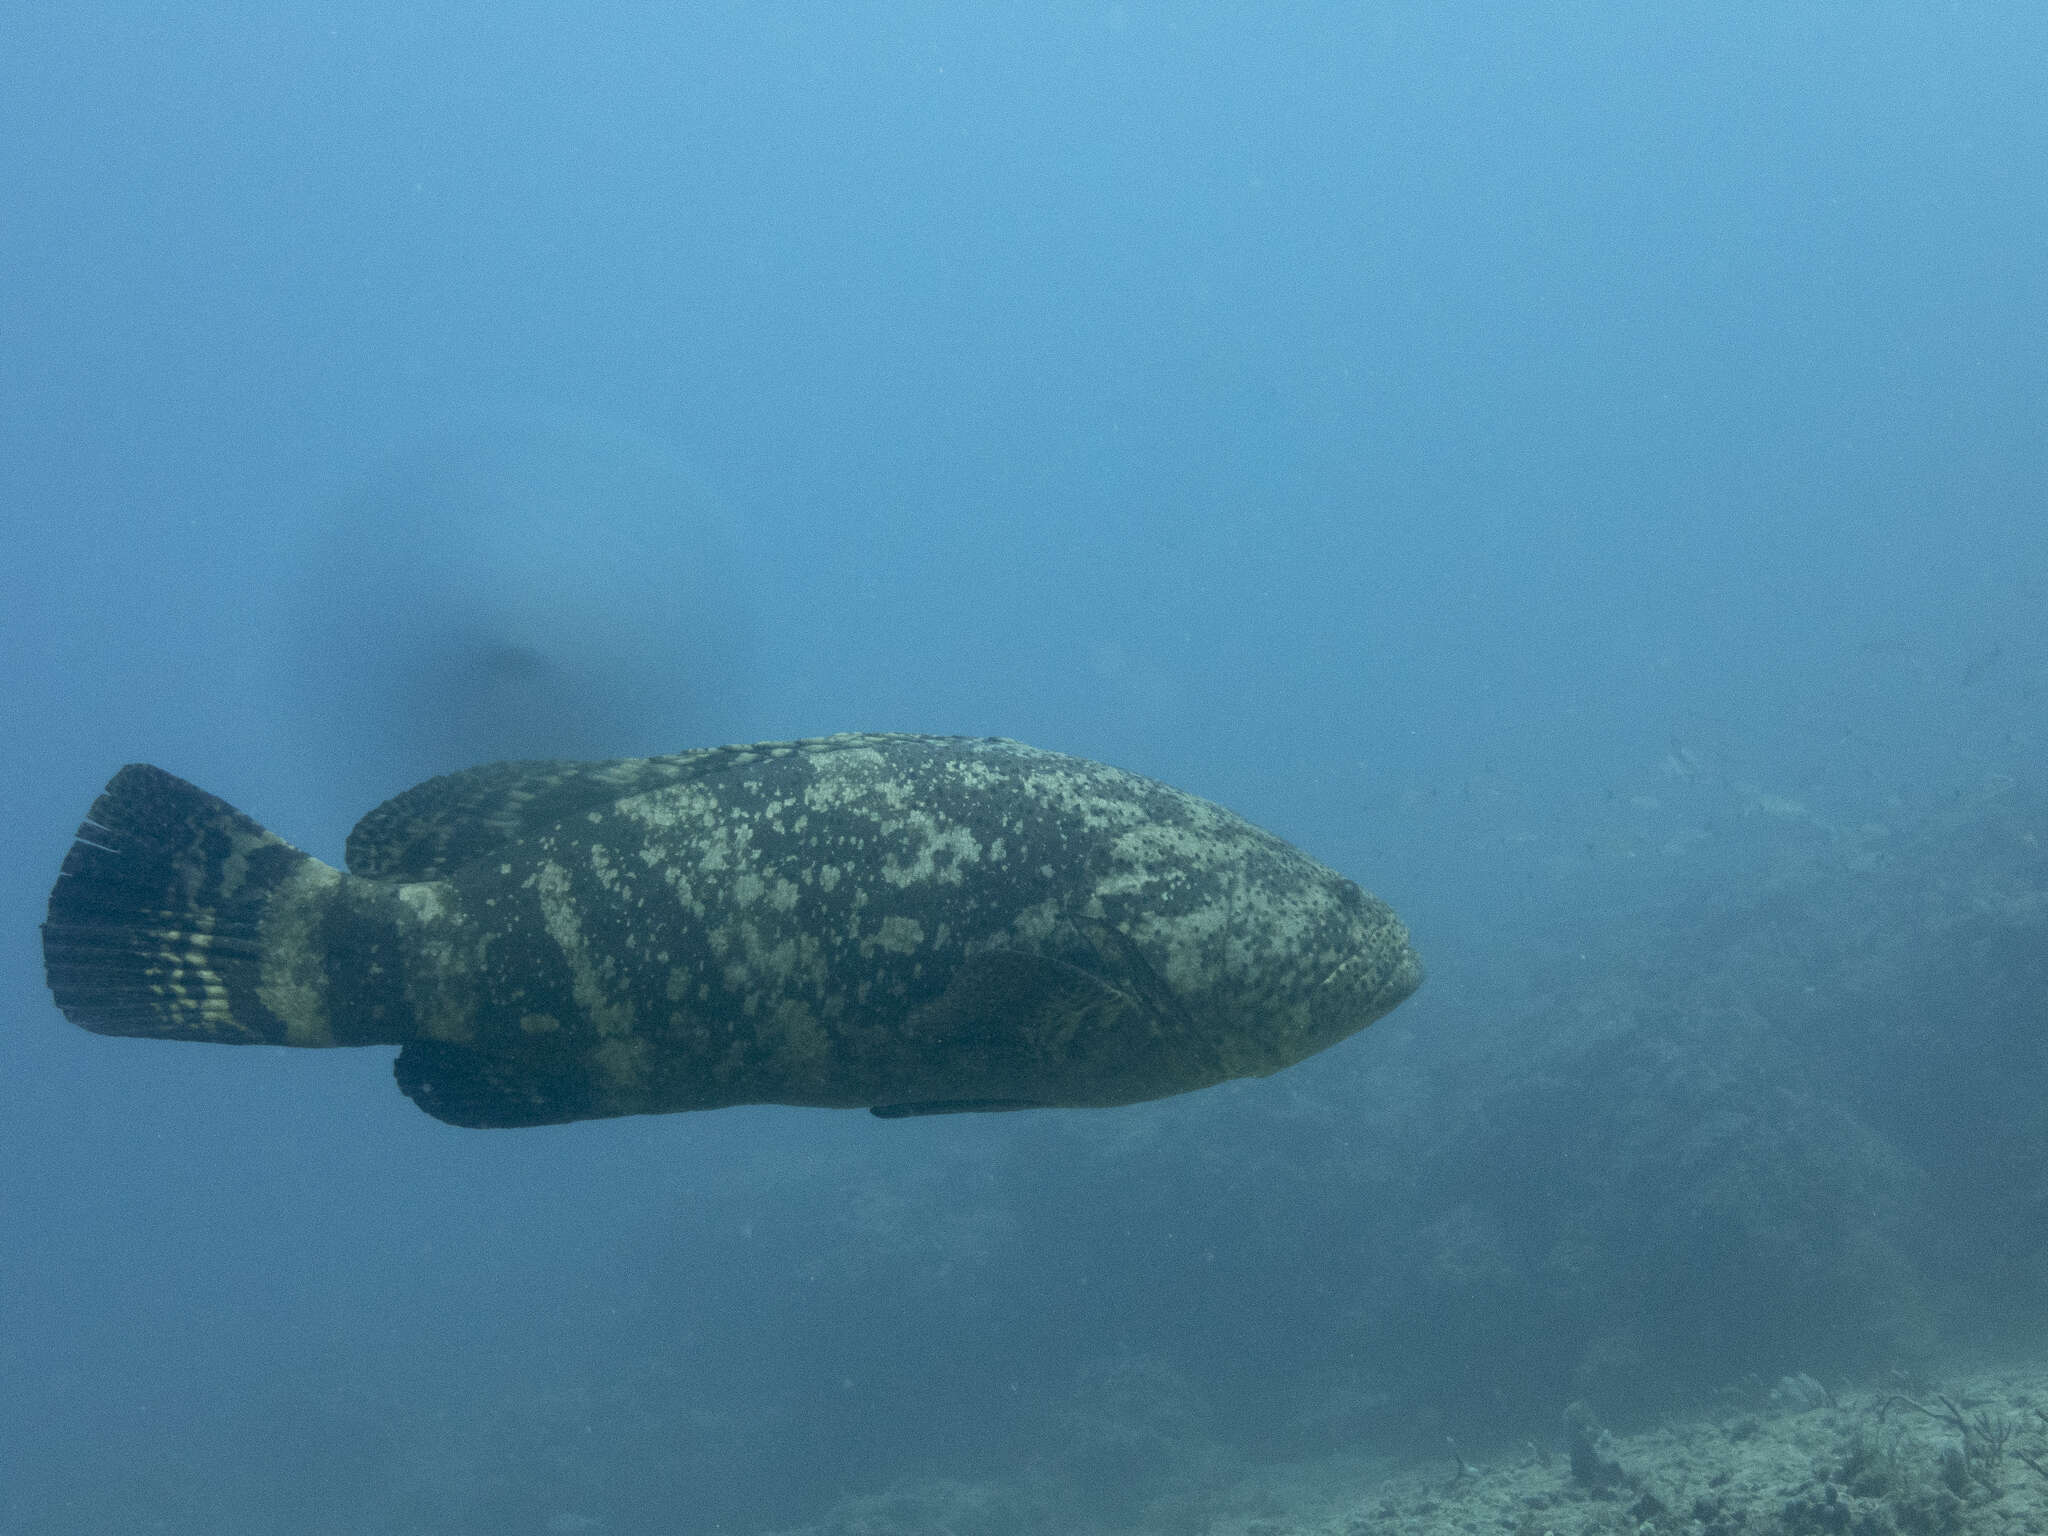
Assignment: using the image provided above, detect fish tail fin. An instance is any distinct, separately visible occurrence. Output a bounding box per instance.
[41,765,342,1045]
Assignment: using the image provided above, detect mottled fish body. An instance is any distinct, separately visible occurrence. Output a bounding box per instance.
[42,734,1421,1128]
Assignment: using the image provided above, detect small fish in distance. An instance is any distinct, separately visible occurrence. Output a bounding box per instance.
[41,734,1422,1128]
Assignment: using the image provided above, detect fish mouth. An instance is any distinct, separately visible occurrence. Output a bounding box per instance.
[1316,952,1364,992]
[1314,933,1424,1025]
[1314,951,1381,1012]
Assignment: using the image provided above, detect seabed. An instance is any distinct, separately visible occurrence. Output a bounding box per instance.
[782,1356,2048,1536]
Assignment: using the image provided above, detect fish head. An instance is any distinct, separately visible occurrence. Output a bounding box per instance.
[1108,832,1422,1089]
[1298,875,1424,1053]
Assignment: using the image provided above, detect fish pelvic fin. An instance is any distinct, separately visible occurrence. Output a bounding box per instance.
[41,765,363,1047]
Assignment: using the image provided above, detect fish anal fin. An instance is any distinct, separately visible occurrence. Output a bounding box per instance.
[393,1039,602,1129]
[868,1099,1045,1118]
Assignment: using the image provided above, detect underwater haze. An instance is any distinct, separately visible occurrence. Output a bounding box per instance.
[3,5,2045,1534]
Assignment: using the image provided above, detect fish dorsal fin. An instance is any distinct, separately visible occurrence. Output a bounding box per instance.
[343,733,965,881]
[345,756,699,879]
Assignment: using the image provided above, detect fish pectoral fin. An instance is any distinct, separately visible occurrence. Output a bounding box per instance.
[917,947,1149,1046]
[885,946,1163,1111]
[868,1099,1046,1118]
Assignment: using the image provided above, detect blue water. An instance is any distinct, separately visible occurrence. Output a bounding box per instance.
[3,6,2044,1533]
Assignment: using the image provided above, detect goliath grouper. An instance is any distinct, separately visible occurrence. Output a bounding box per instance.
[41,734,1421,1128]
